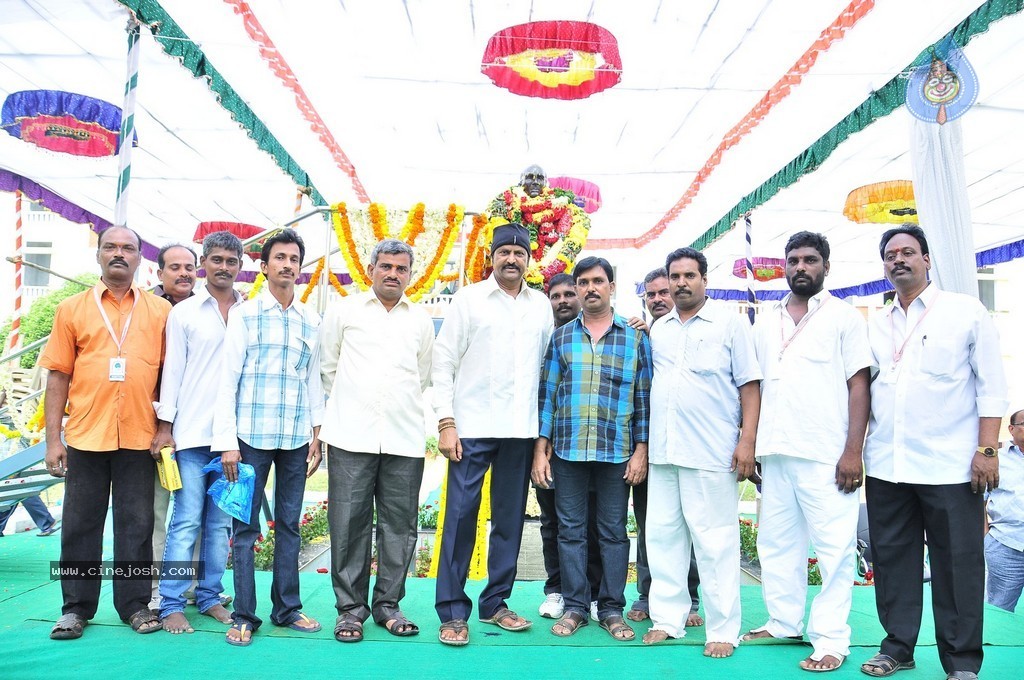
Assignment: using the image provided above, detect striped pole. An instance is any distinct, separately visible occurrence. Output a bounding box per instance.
[113,19,141,227]
[744,213,756,324]
[8,190,24,351]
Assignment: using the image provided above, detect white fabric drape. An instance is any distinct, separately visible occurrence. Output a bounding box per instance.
[909,116,978,297]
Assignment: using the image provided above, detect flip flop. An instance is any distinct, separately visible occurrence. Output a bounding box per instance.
[226,621,253,647]
[479,607,532,631]
[286,612,321,633]
[438,619,469,646]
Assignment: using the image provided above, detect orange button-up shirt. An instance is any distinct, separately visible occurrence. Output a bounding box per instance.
[39,282,171,452]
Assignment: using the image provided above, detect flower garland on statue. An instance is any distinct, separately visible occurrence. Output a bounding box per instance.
[482,186,591,289]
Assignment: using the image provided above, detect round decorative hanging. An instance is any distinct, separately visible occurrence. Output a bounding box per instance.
[1,90,134,157]
[481,21,622,100]
[843,181,917,224]
[732,257,785,282]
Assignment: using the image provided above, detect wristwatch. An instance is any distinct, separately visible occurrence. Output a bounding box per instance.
[976,446,998,457]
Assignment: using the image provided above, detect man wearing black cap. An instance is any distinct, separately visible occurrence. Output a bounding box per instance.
[432,222,554,646]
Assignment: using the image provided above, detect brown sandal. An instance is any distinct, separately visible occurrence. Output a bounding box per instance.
[600,614,635,641]
[438,619,469,646]
[551,611,588,637]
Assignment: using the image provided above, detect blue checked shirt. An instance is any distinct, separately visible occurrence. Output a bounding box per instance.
[212,292,325,452]
[538,313,652,463]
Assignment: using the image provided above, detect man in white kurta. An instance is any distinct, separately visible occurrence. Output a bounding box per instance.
[644,248,762,658]
[746,231,873,672]
[320,239,435,641]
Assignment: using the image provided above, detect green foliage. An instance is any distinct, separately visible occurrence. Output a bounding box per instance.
[739,518,759,562]
[253,528,275,571]
[626,512,638,535]
[299,500,329,544]
[417,502,439,530]
[3,276,97,368]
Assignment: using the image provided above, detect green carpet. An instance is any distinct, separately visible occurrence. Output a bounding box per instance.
[3,529,1023,679]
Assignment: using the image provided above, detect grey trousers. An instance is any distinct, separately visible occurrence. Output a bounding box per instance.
[327,445,424,624]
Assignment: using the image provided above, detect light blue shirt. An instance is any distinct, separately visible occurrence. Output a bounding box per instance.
[212,292,324,452]
[987,444,1024,552]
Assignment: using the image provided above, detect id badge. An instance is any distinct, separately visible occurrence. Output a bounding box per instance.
[881,361,900,385]
[109,357,127,382]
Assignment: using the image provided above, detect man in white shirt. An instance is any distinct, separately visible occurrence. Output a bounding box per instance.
[643,248,761,658]
[432,223,553,646]
[319,239,434,643]
[744,232,873,672]
[860,225,1007,680]
[153,232,243,634]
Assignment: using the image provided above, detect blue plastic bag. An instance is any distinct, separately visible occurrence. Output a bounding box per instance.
[201,457,256,523]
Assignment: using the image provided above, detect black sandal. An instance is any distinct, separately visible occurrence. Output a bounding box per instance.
[860,653,916,677]
[551,611,588,637]
[128,609,161,634]
[334,614,363,643]
[50,613,87,640]
[383,612,419,637]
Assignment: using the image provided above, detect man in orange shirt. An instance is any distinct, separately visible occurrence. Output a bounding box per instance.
[40,226,172,640]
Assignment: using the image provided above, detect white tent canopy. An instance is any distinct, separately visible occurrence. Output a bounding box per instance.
[1,0,1022,293]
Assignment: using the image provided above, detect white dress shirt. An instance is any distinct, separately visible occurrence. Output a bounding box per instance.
[432,274,553,439]
[865,283,1008,484]
[754,290,874,464]
[319,290,434,457]
[987,444,1024,552]
[155,285,243,451]
[649,299,762,471]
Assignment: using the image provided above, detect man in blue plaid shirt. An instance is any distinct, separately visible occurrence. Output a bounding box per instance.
[533,256,652,643]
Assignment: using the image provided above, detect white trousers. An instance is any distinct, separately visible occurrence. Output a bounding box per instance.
[756,455,859,656]
[647,464,741,644]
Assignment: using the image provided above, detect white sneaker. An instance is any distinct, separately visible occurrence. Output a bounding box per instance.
[589,600,599,622]
[538,592,564,619]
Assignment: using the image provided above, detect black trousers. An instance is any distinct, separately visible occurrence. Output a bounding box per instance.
[865,476,985,674]
[60,447,155,621]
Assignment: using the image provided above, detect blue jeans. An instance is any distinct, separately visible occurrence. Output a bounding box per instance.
[985,533,1024,612]
[231,441,309,630]
[0,495,56,533]
[552,455,630,619]
[159,446,232,616]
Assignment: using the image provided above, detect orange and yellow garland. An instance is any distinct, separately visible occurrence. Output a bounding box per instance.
[331,201,464,301]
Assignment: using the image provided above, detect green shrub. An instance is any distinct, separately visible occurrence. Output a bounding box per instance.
[2,276,97,367]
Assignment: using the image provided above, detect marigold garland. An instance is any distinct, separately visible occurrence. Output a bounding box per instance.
[300,257,326,304]
[327,270,348,297]
[331,201,465,300]
[247,272,266,299]
[0,423,20,439]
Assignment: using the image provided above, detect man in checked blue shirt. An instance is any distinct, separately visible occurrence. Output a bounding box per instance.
[212,228,325,646]
[985,410,1024,612]
[533,256,653,642]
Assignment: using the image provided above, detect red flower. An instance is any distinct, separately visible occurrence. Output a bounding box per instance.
[254,546,262,553]
[808,558,819,565]
[266,520,275,529]
[257,533,264,541]
[865,570,874,581]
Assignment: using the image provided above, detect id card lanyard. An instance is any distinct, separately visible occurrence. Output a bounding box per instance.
[890,297,935,365]
[778,295,830,360]
[93,285,138,357]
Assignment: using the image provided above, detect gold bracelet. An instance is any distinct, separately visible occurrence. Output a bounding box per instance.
[438,423,457,433]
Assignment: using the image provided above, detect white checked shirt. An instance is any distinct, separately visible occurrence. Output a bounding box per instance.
[865,284,1008,485]
[649,299,762,471]
[155,285,243,451]
[754,290,874,465]
[212,292,324,452]
[432,274,553,439]
[319,290,434,457]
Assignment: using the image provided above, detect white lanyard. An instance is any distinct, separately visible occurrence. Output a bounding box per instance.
[890,296,935,364]
[778,295,830,359]
[93,286,138,356]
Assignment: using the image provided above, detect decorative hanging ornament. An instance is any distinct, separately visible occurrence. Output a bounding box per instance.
[905,39,978,125]
[1,90,136,157]
[548,176,602,213]
[481,21,622,100]
[843,181,917,224]
[732,257,785,282]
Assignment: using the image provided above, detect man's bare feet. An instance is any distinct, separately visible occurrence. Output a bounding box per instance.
[626,608,649,622]
[202,604,233,624]
[800,653,845,671]
[742,629,775,641]
[642,628,671,645]
[686,611,704,627]
[704,641,735,658]
[162,612,193,634]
